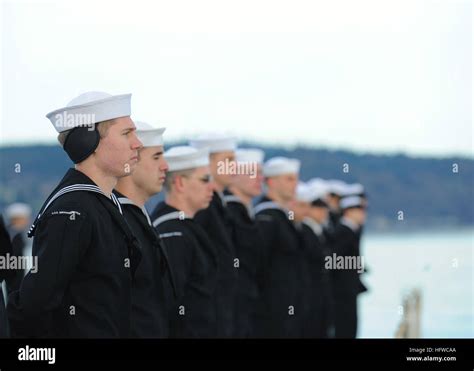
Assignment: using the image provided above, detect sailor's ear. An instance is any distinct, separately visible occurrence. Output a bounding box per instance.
[64,126,100,164]
[174,174,185,192]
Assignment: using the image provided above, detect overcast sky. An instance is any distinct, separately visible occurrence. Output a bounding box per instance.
[1,0,472,158]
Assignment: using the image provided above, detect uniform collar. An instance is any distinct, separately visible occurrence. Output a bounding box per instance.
[28,168,122,238]
[303,217,324,236]
[224,190,254,220]
[151,202,191,228]
[214,191,227,207]
[340,217,360,233]
[255,195,289,215]
[113,190,152,226]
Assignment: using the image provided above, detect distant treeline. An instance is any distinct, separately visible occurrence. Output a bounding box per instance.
[1,143,472,232]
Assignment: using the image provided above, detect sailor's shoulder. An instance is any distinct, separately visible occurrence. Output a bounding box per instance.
[153,213,189,232]
[255,205,286,220]
[44,192,94,216]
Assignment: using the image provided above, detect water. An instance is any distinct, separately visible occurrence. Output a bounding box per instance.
[358,229,473,338]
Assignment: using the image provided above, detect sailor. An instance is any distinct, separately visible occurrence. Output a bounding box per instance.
[291,182,328,338]
[340,182,369,291]
[189,134,238,337]
[151,146,218,338]
[305,179,336,337]
[331,195,368,338]
[8,91,143,337]
[325,179,347,233]
[3,203,33,295]
[305,178,334,252]
[341,183,366,199]
[224,148,266,337]
[4,203,32,238]
[340,182,368,240]
[254,156,305,338]
[114,121,172,338]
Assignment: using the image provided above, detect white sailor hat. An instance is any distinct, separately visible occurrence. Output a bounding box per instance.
[135,121,166,147]
[263,157,301,177]
[307,178,329,195]
[295,182,314,203]
[339,196,366,210]
[307,178,330,204]
[326,179,348,196]
[165,146,210,172]
[189,133,237,154]
[341,183,366,198]
[46,91,132,133]
[5,203,32,220]
[235,148,265,164]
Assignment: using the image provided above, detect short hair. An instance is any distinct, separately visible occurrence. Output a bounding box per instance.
[164,168,196,192]
[57,119,116,147]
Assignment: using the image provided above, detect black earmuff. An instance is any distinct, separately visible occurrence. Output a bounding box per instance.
[63,125,100,164]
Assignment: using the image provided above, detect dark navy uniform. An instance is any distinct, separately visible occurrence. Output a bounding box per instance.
[299,220,331,338]
[5,233,27,296]
[151,202,218,338]
[8,168,141,338]
[330,218,366,338]
[115,192,172,338]
[326,209,341,239]
[254,196,306,338]
[223,191,265,338]
[193,191,238,337]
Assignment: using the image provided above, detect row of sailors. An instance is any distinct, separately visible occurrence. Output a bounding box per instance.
[0,91,367,338]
